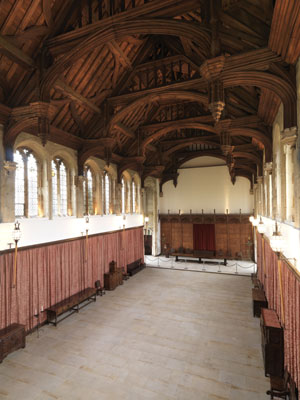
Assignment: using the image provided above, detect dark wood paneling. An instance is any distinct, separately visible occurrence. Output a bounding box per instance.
[160,214,253,260]
[182,222,193,250]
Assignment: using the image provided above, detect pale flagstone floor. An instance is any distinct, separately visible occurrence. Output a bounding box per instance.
[145,255,257,276]
[0,268,269,400]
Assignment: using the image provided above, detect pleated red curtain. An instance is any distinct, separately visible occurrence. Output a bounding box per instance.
[0,227,144,332]
[256,232,300,388]
[193,224,216,251]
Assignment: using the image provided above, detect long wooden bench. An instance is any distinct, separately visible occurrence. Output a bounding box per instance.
[173,251,228,266]
[127,258,145,276]
[46,287,97,326]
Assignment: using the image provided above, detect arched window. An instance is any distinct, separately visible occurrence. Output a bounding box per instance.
[104,172,110,215]
[132,180,136,213]
[51,158,68,216]
[127,181,131,213]
[121,177,125,214]
[14,148,38,217]
[83,166,94,215]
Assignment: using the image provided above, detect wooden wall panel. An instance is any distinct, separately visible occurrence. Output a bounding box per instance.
[160,214,253,260]
[161,220,172,251]
[171,221,181,250]
[215,223,228,254]
[182,222,193,250]
[241,222,253,259]
[228,223,241,258]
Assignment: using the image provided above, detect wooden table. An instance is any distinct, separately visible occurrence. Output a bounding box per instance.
[46,288,97,326]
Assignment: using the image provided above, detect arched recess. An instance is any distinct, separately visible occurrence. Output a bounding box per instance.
[233,152,262,175]
[41,19,211,100]
[50,151,77,216]
[13,145,42,218]
[77,143,119,176]
[175,152,226,168]
[142,124,271,158]
[117,156,145,183]
[229,127,272,162]
[4,118,38,161]
[222,71,297,129]
[110,91,208,131]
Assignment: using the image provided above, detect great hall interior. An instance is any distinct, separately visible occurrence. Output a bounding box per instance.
[0,0,300,399]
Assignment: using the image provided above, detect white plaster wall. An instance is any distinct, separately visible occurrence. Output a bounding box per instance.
[0,214,143,251]
[159,164,253,214]
[259,216,300,271]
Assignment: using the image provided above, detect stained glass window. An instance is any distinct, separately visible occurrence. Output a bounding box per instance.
[132,181,136,213]
[127,181,131,213]
[105,173,110,215]
[60,162,67,216]
[14,150,25,217]
[27,153,38,217]
[87,168,93,214]
[83,166,94,215]
[14,149,38,217]
[51,160,58,216]
[121,178,125,214]
[52,158,68,216]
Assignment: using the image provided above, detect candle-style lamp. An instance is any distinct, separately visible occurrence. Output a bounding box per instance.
[12,221,21,288]
[270,222,285,255]
[257,217,266,234]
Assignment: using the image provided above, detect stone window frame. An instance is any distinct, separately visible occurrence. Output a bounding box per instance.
[51,157,69,217]
[83,164,95,215]
[14,147,41,218]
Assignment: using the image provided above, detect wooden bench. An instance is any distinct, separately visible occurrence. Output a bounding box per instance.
[46,287,97,326]
[173,251,228,266]
[252,288,268,317]
[0,324,26,363]
[127,258,145,276]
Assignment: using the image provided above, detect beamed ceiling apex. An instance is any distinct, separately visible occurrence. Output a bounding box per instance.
[0,0,299,184]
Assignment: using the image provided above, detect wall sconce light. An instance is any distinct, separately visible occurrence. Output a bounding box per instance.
[12,221,21,288]
[257,217,266,234]
[252,217,259,227]
[270,222,285,254]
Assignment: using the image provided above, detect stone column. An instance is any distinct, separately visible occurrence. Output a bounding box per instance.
[0,161,17,222]
[115,182,122,215]
[75,175,85,218]
[253,183,258,217]
[110,177,115,214]
[264,162,273,218]
[281,127,297,222]
[256,176,263,215]
[140,188,145,216]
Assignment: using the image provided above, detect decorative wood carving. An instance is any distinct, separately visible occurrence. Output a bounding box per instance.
[0,0,299,184]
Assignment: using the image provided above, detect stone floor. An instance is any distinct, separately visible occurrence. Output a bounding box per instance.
[0,268,269,400]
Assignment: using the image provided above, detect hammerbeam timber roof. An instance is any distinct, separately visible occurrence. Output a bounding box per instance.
[0,0,299,186]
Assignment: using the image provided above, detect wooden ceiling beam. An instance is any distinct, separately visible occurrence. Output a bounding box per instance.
[0,34,35,69]
[47,0,198,53]
[114,122,136,139]
[107,40,132,69]
[108,78,207,106]
[54,79,101,114]
[141,115,262,131]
